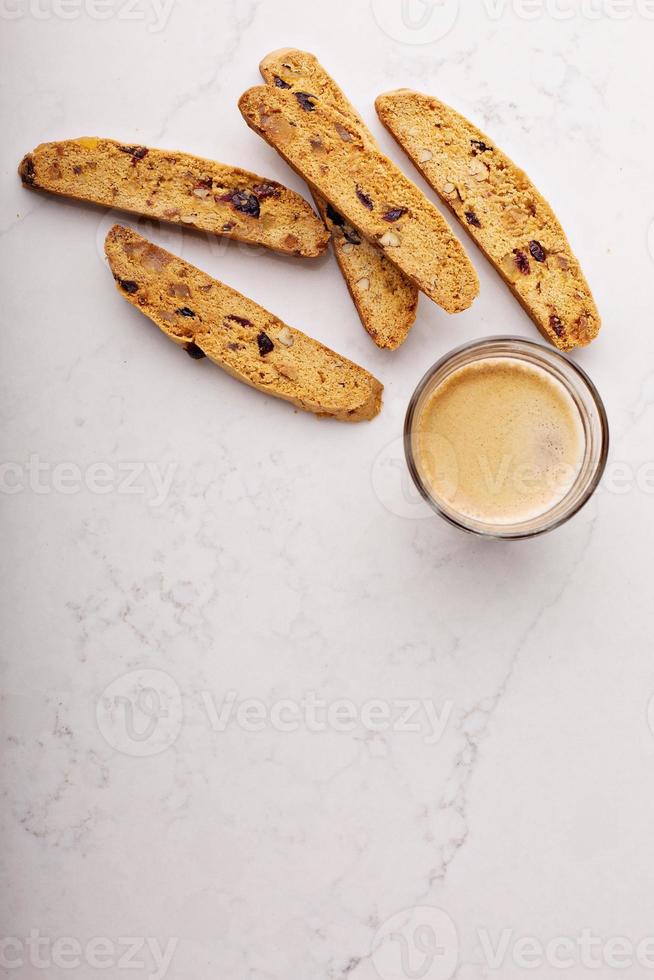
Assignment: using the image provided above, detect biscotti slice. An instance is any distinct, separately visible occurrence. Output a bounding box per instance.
[312,196,418,349]
[376,90,600,351]
[238,86,479,313]
[259,49,418,350]
[104,225,382,422]
[19,138,328,258]
[260,48,368,130]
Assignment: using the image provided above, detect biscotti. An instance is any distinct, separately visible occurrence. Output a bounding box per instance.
[376,90,600,351]
[312,196,419,349]
[19,138,329,258]
[238,86,479,313]
[260,48,368,131]
[104,225,382,421]
[259,48,418,350]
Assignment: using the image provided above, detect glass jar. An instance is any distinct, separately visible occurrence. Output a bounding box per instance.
[404,337,609,539]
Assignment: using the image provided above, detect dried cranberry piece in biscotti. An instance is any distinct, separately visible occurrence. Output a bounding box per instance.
[470,139,493,153]
[294,92,318,111]
[550,315,565,338]
[382,208,407,222]
[343,228,361,245]
[224,314,254,328]
[356,186,374,210]
[253,182,281,200]
[257,332,274,356]
[118,145,149,164]
[326,203,345,226]
[223,190,261,218]
[513,249,530,275]
[19,154,35,184]
[185,342,206,359]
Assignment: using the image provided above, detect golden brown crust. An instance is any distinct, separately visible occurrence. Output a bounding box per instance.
[104,225,383,422]
[19,137,329,258]
[238,85,479,314]
[259,48,418,350]
[376,90,601,351]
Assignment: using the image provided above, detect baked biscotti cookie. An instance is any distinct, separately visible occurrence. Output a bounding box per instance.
[259,49,418,350]
[104,225,382,422]
[260,48,368,130]
[376,90,600,351]
[19,138,328,258]
[312,196,418,349]
[238,86,479,313]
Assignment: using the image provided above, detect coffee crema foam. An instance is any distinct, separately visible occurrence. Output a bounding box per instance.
[414,357,585,526]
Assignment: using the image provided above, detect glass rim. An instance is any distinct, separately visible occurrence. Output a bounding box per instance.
[404,336,610,540]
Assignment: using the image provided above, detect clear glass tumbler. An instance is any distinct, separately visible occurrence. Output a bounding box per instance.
[404,337,609,539]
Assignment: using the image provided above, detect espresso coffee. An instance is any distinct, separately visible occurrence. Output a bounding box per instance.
[414,357,585,525]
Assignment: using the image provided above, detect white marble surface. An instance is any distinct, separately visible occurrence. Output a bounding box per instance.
[2,1,654,978]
